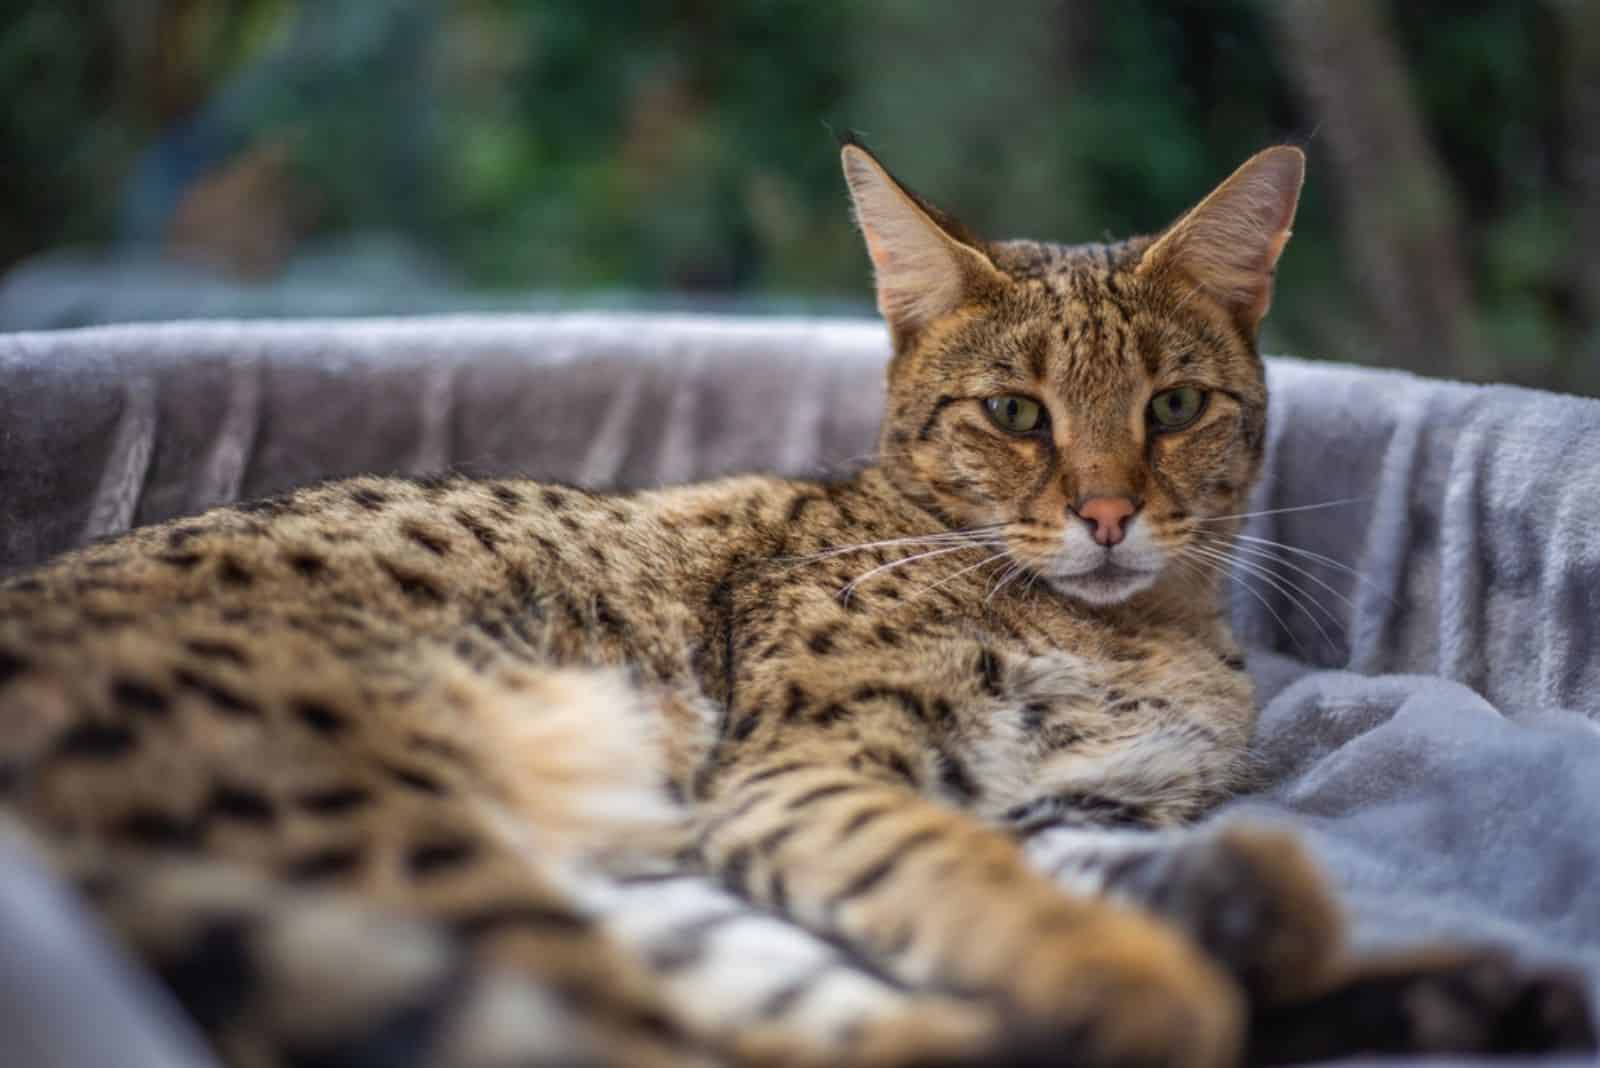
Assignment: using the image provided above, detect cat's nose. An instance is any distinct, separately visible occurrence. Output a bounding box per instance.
[1072,496,1138,547]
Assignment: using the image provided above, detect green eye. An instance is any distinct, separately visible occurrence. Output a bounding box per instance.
[984,395,1044,434]
[1148,387,1207,430]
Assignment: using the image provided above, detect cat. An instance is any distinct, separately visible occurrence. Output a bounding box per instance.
[0,139,1590,1068]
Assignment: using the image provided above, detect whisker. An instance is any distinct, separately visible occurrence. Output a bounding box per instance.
[1192,497,1369,524]
[783,525,1009,565]
[906,551,1011,603]
[1188,541,1345,636]
[1197,536,1361,617]
[810,531,1007,555]
[984,560,1030,606]
[1210,532,1399,606]
[838,543,986,600]
[1178,548,1309,658]
[1186,542,1342,653]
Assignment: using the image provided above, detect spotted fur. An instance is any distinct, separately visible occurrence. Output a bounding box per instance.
[0,143,1590,1068]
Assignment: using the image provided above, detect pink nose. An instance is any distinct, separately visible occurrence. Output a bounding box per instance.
[1074,497,1137,547]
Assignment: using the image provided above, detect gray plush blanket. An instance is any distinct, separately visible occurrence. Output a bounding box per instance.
[3,314,1599,1067]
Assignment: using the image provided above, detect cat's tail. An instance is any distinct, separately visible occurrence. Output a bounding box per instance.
[13,824,718,1068]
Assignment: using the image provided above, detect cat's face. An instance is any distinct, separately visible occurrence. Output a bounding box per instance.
[844,142,1303,605]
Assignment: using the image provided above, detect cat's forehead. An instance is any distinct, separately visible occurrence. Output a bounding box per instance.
[967,237,1250,391]
[986,238,1147,291]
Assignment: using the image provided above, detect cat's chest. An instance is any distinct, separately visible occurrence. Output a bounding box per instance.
[726,562,1251,827]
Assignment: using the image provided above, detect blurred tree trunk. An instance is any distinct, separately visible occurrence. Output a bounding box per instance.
[1267,0,1478,379]
[1549,0,1600,396]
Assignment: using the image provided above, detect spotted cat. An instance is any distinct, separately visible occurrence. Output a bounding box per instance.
[0,141,1590,1068]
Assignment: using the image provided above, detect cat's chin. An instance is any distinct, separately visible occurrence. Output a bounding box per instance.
[1046,562,1161,606]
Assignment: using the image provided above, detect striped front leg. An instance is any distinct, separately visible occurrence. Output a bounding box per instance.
[697,749,1244,1068]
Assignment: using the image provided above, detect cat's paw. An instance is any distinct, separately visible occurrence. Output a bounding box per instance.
[1248,947,1597,1066]
[1002,907,1246,1068]
[1122,824,1343,1004]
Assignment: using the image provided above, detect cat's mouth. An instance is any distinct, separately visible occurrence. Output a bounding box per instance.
[1046,558,1162,606]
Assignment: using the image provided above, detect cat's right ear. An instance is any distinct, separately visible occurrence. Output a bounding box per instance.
[841,142,1001,348]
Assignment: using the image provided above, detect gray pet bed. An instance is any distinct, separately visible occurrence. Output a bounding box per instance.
[3,314,1599,1067]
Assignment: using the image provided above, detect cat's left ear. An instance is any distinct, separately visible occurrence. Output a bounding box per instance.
[1137,146,1305,337]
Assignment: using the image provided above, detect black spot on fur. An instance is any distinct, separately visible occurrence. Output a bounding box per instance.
[769,871,791,914]
[541,489,566,511]
[407,838,478,877]
[236,495,294,516]
[158,551,203,570]
[288,551,327,578]
[815,702,851,725]
[1006,792,1153,835]
[85,609,137,629]
[0,649,27,687]
[451,902,591,938]
[740,761,814,788]
[217,556,254,588]
[112,677,171,718]
[721,845,754,896]
[115,808,200,850]
[297,785,373,815]
[976,647,1005,695]
[828,829,942,907]
[787,782,859,810]
[350,487,389,511]
[875,624,901,647]
[413,473,457,497]
[559,515,582,533]
[841,806,890,837]
[781,684,810,722]
[184,638,249,665]
[490,484,523,509]
[730,714,760,742]
[865,748,918,787]
[936,750,980,802]
[167,525,204,548]
[384,763,446,795]
[209,783,277,826]
[155,916,257,1031]
[293,699,348,735]
[851,685,926,722]
[55,721,137,760]
[1021,702,1051,731]
[1222,653,1247,671]
[453,510,500,553]
[402,524,450,556]
[807,627,839,655]
[592,593,627,638]
[286,845,364,883]
[786,494,820,523]
[757,825,797,856]
[378,560,445,604]
[175,669,261,719]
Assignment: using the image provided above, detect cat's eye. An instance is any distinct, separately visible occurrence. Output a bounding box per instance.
[984,395,1044,434]
[1148,387,1207,431]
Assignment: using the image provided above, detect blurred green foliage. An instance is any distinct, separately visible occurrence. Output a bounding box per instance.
[4,0,1598,392]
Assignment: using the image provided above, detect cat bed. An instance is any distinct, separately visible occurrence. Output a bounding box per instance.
[2,313,1599,1066]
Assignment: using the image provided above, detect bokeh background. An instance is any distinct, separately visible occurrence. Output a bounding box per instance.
[6,1,1598,393]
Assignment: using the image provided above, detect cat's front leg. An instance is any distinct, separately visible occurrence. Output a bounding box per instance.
[697,743,1244,1068]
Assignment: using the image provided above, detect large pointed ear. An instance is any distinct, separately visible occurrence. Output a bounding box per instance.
[1137,146,1305,337]
[841,141,1002,348]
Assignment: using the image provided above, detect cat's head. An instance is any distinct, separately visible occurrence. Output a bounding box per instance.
[842,140,1303,606]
